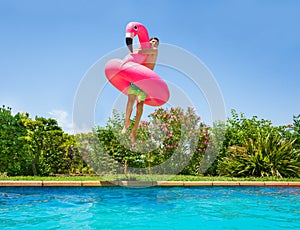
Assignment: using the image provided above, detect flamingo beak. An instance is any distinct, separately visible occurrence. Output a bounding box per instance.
[126,37,133,52]
[125,32,134,53]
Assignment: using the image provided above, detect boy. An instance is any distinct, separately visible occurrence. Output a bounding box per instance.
[122,37,159,142]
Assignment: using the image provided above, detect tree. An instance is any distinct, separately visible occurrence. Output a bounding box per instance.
[0,106,31,175]
[21,116,73,175]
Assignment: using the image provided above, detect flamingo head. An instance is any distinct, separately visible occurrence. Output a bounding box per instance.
[125,21,150,52]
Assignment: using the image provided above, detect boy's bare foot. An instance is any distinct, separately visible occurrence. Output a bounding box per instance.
[129,132,136,142]
[121,126,127,134]
[122,123,130,134]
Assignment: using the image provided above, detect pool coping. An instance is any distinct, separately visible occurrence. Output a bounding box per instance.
[1,181,300,187]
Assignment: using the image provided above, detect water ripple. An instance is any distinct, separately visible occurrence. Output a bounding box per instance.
[1,186,299,229]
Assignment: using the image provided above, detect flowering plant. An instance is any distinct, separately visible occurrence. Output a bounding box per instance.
[79,107,211,176]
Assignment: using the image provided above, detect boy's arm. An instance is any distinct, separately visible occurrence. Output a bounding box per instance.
[135,48,158,55]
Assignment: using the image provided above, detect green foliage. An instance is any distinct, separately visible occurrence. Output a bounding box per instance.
[1,104,299,178]
[200,121,225,175]
[216,110,300,178]
[22,116,65,175]
[291,114,300,149]
[88,107,210,176]
[147,107,210,175]
[219,132,300,177]
[223,110,275,148]
[0,105,85,176]
[206,110,276,175]
[0,106,31,175]
[75,131,119,176]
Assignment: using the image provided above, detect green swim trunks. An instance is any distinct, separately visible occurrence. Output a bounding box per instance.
[128,83,147,102]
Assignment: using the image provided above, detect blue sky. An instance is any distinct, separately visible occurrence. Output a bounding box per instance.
[1,0,299,133]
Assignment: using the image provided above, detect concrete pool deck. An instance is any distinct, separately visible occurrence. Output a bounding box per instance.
[1,181,300,187]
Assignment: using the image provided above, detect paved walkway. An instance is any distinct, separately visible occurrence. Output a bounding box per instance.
[1,181,300,187]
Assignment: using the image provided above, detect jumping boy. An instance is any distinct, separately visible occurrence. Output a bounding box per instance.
[121,37,160,142]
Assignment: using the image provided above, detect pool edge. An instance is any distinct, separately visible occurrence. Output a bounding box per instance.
[1,181,300,187]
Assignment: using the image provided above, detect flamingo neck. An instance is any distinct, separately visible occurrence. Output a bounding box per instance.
[138,28,150,49]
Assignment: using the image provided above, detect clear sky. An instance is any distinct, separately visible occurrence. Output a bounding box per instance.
[1,0,299,133]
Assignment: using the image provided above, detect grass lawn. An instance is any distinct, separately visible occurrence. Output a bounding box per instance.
[1,174,300,182]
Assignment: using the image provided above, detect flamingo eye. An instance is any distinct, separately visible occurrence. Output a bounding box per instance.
[133,25,138,31]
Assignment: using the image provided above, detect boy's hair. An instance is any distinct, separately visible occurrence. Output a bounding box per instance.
[150,37,159,44]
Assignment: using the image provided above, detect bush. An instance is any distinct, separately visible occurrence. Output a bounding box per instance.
[0,106,31,175]
[83,107,211,176]
[0,105,86,176]
[218,131,300,177]
[216,110,300,178]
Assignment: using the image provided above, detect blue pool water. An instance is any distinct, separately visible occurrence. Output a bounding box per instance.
[1,186,300,229]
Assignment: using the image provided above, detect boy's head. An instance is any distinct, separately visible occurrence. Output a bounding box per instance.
[150,37,159,48]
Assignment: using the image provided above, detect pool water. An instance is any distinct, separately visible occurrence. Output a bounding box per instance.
[1,186,300,229]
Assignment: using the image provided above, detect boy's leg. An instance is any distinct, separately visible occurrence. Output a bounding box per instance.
[122,94,136,134]
[130,101,144,141]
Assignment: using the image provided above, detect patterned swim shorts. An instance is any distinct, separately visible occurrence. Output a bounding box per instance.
[128,83,147,102]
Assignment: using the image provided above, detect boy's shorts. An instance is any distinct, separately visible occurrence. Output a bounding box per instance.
[128,83,147,102]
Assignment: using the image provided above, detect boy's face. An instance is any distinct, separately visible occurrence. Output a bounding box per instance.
[150,39,159,48]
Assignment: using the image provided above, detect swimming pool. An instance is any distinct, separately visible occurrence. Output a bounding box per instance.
[1,186,300,229]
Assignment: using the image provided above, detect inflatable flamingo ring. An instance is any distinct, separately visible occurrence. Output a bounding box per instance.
[104,22,170,106]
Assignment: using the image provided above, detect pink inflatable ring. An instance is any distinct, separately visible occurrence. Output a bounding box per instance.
[105,22,170,106]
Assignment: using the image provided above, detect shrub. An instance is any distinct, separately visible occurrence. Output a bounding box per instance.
[0,106,31,176]
[218,131,300,177]
[84,107,210,176]
[215,110,300,178]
